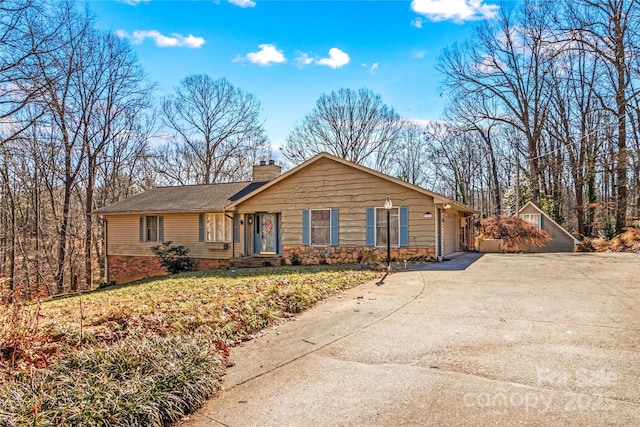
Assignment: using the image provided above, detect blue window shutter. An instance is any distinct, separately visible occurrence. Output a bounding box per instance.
[366,208,375,246]
[233,214,240,243]
[330,208,339,246]
[400,206,409,247]
[302,210,310,245]
[158,216,164,242]
[139,216,144,242]
[540,214,544,229]
[199,214,205,242]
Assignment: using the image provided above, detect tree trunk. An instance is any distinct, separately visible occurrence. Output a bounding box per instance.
[85,156,95,289]
[55,173,73,295]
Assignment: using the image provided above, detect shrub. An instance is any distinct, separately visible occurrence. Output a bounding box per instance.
[478,216,551,252]
[151,242,195,274]
[358,249,379,265]
[289,252,302,266]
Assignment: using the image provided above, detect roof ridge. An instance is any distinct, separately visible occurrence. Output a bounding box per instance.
[156,180,252,189]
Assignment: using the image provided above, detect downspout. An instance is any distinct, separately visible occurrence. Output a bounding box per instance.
[104,217,109,283]
[225,211,235,257]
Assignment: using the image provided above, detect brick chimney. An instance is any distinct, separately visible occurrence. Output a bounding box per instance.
[252,159,281,182]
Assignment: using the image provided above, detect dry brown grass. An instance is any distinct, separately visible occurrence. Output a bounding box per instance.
[609,227,640,253]
[576,227,640,253]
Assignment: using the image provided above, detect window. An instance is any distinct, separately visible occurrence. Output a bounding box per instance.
[140,215,163,242]
[302,209,338,246]
[376,207,399,247]
[310,209,331,246]
[206,213,231,242]
[146,216,158,241]
[520,213,541,229]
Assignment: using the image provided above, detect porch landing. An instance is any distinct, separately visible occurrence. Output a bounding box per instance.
[230,256,285,268]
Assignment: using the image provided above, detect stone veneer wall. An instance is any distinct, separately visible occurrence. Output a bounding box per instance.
[107,255,229,284]
[282,245,436,265]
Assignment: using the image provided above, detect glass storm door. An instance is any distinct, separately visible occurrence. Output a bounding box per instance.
[254,213,278,254]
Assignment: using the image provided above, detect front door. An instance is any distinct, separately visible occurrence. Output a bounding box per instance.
[254,213,279,255]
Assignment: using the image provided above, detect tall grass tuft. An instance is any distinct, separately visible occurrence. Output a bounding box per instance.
[0,336,223,426]
[0,292,41,371]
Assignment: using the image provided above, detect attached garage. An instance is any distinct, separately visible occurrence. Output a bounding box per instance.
[443,212,458,255]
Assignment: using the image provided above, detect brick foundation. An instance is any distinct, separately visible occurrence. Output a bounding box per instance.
[107,255,229,284]
[281,245,436,266]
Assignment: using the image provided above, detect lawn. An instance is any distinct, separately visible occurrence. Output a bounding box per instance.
[0,266,379,426]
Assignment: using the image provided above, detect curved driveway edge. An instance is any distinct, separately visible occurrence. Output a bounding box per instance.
[184,253,640,426]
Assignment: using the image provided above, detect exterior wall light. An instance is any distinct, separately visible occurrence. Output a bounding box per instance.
[384,195,392,272]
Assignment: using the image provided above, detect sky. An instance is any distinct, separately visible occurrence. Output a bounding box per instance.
[83,0,503,150]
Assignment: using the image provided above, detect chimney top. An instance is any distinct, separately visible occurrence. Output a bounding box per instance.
[252,159,281,182]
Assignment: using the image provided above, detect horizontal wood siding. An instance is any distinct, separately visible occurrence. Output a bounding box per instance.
[236,157,437,248]
[106,213,235,258]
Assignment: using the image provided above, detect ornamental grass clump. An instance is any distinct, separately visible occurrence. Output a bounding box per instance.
[479,215,551,252]
[0,336,223,427]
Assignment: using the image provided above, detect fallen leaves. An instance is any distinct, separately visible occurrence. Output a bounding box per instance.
[2,266,380,374]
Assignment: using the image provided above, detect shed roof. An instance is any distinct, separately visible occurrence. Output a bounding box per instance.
[94,181,266,215]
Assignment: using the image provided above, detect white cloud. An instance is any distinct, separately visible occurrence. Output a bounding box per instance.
[229,0,256,8]
[412,50,427,59]
[116,0,150,5]
[116,30,205,48]
[411,0,499,23]
[316,48,350,69]
[245,44,286,65]
[362,62,379,73]
[295,52,314,68]
[411,17,424,28]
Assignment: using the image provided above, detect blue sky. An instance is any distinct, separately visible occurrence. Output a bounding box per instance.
[84,0,502,148]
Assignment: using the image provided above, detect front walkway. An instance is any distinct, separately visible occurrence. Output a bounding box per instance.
[184,253,640,426]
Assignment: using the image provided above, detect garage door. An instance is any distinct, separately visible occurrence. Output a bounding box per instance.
[443,214,457,255]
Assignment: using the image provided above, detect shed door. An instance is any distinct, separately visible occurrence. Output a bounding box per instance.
[443,213,457,256]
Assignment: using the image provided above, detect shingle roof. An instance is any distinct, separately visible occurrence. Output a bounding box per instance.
[93,181,267,215]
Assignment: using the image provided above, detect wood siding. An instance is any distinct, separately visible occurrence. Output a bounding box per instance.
[236,157,440,249]
[520,204,576,252]
[106,213,242,258]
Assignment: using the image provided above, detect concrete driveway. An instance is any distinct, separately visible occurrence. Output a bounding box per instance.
[185,253,640,426]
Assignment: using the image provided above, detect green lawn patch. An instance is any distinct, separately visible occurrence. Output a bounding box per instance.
[0,266,379,426]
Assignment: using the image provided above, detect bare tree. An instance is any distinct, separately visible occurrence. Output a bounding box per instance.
[24,2,153,293]
[566,0,640,233]
[160,74,268,185]
[0,0,65,144]
[76,30,152,289]
[30,1,90,294]
[444,95,505,215]
[437,1,560,206]
[391,121,431,187]
[282,88,402,171]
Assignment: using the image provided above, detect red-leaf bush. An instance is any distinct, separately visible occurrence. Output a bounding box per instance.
[478,215,551,252]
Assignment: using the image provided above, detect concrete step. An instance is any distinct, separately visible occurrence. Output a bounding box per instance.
[230,256,284,268]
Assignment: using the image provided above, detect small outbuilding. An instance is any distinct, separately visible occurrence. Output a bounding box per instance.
[518,202,578,252]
